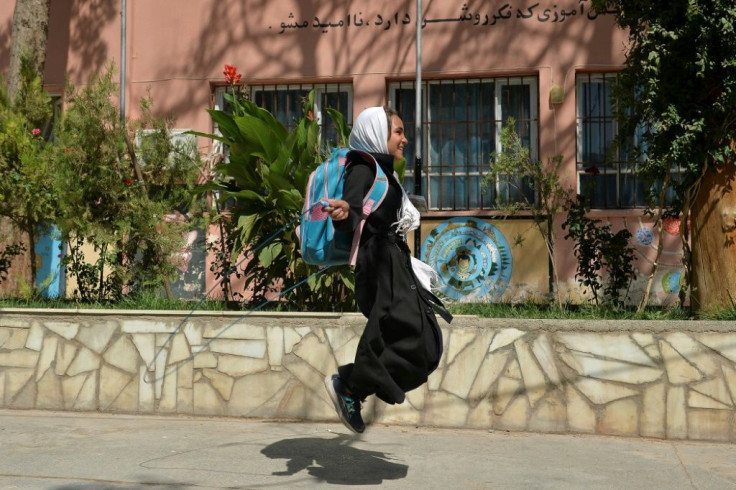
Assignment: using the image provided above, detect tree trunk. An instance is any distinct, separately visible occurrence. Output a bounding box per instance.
[638,173,670,313]
[690,158,736,312]
[7,0,51,103]
[26,224,37,291]
[0,218,31,297]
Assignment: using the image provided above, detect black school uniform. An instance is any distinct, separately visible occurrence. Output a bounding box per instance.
[334,150,450,405]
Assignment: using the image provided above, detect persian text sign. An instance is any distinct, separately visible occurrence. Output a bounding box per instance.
[273,1,617,34]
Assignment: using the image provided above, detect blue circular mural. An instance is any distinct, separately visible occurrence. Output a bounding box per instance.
[635,227,655,246]
[421,217,513,300]
[661,270,682,295]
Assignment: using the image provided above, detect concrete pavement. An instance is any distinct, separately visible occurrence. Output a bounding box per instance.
[1,409,735,489]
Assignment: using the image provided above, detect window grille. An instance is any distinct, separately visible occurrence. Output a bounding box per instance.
[576,73,678,208]
[389,77,539,211]
[214,83,352,151]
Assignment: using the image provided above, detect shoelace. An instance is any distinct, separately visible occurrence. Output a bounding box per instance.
[343,395,360,416]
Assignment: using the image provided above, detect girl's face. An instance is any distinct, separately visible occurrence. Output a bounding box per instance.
[387,114,408,161]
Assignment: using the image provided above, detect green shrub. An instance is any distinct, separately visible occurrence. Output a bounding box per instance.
[53,64,202,301]
[562,195,636,306]
[0,56,56,289]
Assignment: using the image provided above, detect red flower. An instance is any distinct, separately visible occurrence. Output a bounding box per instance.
[31,128,41,136]
[124,178,133,187]
[306,110,314,122]
[223,64,242,85]
[63,148,71,154]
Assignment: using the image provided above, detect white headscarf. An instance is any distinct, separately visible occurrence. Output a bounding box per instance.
[349,107,389,154]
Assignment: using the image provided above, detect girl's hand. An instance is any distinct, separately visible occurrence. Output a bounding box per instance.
[321,198,349,221]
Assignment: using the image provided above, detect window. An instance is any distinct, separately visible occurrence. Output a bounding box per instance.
[135,129,197,168]
[214,82,352,150]
[576,73,677,208]
[389,77,538,211]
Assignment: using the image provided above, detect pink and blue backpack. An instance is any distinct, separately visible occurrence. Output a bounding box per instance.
[299,147,389,266]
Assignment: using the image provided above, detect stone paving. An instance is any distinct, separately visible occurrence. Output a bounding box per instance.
[2,409,736,489]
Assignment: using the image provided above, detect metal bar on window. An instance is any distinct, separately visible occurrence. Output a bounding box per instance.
[390,76,538,211]
[451,79,458,210]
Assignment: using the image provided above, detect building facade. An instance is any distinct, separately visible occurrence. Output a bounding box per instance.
[0,0,684,304]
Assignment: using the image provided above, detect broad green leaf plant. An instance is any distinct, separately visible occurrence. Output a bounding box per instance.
[196,75,355,311]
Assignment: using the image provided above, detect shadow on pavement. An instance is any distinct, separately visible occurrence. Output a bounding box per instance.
[261,433,409,485]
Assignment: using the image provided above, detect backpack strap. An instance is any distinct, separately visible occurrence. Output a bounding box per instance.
[345,150,389,266]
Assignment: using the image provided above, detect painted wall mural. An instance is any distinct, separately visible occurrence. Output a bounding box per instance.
[42,215,684,306]
[422,218,512,301]
[556,215,685,306]
[420,218,548,302]
[34,225,65,299]
[418,215,686,305]
[628,216,684,303]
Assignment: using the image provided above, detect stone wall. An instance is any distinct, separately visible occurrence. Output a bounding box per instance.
[1,309,735,442]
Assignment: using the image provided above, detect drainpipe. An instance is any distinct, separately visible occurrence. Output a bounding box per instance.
[120,0,127,123]
[413,0,423,258]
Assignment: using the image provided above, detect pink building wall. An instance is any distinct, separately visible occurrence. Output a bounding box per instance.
[0,1,683,304]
